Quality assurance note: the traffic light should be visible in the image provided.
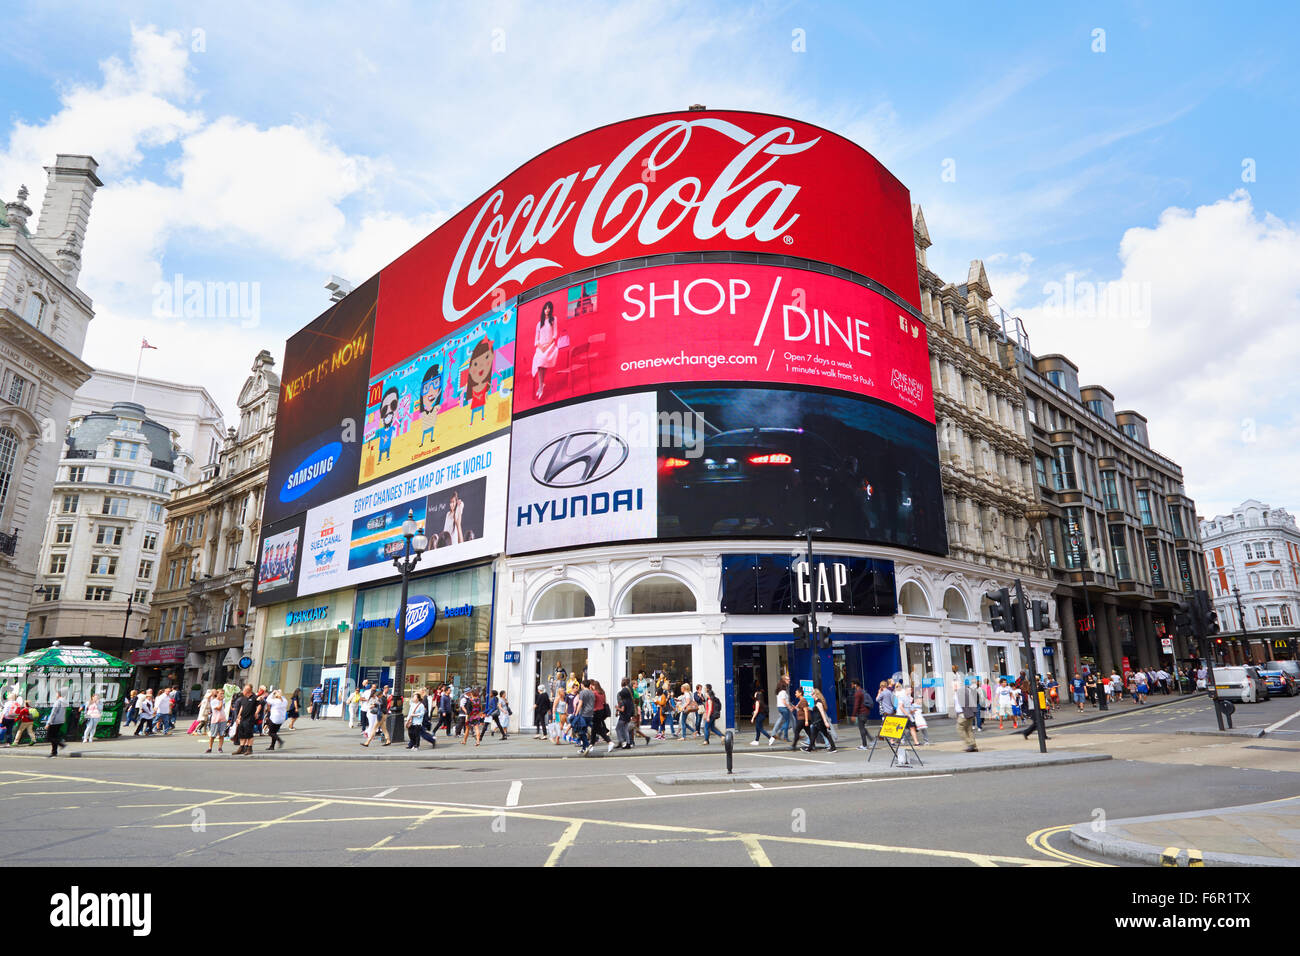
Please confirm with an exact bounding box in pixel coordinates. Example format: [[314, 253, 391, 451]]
[[1193, 589, 1220, 637], [1031, 599, 1051, 631], [817, 625, 833, 649], [986, 589, 1012, 632], [792, 614, 810, 649], [1173, 601, 1194, 640]]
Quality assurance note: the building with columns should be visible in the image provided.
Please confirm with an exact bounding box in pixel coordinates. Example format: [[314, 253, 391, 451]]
[[906, 206, 1061, 710], [1009, 346, 1208, 680], [1200, 500, 1300, 663], [0, 155, 101, 656], [140, 350, 277, 693]]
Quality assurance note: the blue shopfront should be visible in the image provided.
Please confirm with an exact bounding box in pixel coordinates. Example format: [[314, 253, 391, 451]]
[[720, 553, 901, 727]]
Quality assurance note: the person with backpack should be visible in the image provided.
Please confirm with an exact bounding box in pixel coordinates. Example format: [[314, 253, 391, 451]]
[[701, 684, 724, 744]]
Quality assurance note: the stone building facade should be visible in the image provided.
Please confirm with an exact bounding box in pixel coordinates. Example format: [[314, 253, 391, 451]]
[[141, 351, 278, 693], [0, 155, 101, 656]]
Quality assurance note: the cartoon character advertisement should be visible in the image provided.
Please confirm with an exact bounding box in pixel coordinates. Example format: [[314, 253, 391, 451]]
[[359, 303, 516, 486]]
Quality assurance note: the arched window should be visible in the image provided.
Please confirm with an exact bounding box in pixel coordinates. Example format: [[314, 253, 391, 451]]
[[0, 427, 18, 516], [618, 576, 696, 615], [1249, 572, 1260, 590], [899, 581, 930, 616], [1273, 571, 1283, 589], [530, 582, 594, 622], [943, 587, 969, 621]]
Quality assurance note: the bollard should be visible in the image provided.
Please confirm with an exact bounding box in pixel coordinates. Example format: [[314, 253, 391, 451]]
[[724, 729, 734, 774]]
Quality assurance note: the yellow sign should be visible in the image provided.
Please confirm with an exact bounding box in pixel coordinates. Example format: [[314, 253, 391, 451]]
[[879, 715, 909, 740]]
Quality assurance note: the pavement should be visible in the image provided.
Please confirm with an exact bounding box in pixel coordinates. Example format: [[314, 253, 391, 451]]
[[1069, 795, 1300, 867], [0, 689, 1204, 762]]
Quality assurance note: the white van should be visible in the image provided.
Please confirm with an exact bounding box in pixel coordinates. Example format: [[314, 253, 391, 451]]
[[1210, 665, 1269, 703]]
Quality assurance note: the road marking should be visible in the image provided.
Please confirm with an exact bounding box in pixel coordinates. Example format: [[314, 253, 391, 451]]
[[1025, 825, 1111, 867], [544, 821, 583, 867], [1263, 706, 1300, 735], [735, 834, 772, 866], [626, 774, 656, 797], [373, 787, 397, 799], [745, 753, 829, 764], [750, 783, 764, 789], [506, 780, 522, 807]]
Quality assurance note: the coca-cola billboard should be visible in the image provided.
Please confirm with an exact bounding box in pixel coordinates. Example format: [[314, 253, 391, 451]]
[[371, 110, 920, 373]]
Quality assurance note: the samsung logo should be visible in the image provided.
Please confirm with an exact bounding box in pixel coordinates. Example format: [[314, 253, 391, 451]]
[[516, 488, 644, 526], [531, 431, 628, 488], [280, 442, 343, 503], [285, 606, 329, 626]]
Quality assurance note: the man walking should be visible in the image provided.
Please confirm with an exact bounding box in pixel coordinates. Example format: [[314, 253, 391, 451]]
[[613, 678, 634, 751], [44, 690, 69, 757], [849, 679, 873, 750], [155, 686, 174, 735], [956, 679, 979, 752], [572, 679, 596, 755], [310, 683, 324, 720]]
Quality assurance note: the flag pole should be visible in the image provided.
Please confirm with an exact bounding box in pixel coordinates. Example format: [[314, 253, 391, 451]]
[[130, 342, 144, 401]]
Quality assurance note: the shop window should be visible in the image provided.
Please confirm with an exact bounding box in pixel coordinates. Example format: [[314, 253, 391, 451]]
[[618, 575, 696, 615], [531, 582, 596, 621], [898, 581, 930, 616], [942, 587, 969, 621]]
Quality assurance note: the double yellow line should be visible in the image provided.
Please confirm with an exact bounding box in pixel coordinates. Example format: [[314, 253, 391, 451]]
[[1026, 824, 1113, 867]]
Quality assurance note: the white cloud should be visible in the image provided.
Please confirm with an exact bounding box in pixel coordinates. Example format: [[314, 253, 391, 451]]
[[1013, 191, 1300, 517]]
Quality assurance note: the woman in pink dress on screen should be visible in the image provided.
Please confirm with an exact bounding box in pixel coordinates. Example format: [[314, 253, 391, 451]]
[[532, 301, 559, 399]]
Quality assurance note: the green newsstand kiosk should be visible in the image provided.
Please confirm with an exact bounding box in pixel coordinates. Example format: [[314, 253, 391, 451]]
[[0, 642, 134, 742]]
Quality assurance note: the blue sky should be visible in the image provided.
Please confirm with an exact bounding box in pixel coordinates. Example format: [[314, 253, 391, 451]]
[[2, 0, 1297, 518]]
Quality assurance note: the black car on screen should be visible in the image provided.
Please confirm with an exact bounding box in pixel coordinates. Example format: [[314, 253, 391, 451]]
[[658, 426, 874, 537]]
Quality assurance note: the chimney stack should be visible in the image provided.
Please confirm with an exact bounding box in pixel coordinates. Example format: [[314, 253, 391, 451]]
[[31, 154, 102, 283]]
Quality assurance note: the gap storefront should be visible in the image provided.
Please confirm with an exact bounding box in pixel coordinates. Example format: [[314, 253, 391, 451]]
[[349, 563, 494, 697], [721, 552, 901, 724], [259, 589, 355, 696]]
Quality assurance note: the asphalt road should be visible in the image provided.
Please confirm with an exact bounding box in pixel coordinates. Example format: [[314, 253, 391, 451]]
[[4, 701, 1298, 867]]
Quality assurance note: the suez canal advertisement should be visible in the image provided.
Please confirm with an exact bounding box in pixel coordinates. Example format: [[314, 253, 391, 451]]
[[294, 434, 508, 598]]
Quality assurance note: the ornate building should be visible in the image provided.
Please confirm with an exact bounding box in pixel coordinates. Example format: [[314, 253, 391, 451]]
[[27, 401, 186, 656], [1200, 500, 1300, 663], [899, 206, 1060, 712], [141, 350, 278, 692], [0, 155, 101, 656], [1012, 348, 1208, 678]]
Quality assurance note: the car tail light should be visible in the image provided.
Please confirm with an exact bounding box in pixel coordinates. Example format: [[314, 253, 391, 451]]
[[748, 453, 792, 465], [662, 458, 689, 469]]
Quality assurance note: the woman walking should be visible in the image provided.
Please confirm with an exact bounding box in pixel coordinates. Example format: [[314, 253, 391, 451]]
[[496, 690, 512, 740], [189, 690, 212, 736], [462, 688, 486, 746], [347, 686, 361, 728], [551, 685, 568, 744], [750, 687, 772, 745], [81, 693, 102, 743], [405, 692, 428, 750], [771, 679, 793, 743], [907, 686, 930, 745], [229, 685, 258, 756], [994, 678, 1016, 730], [807, 688, 838, 752], [361, 691, 390, 746], [265, 689, 288, 751], [206, 690, 227, 754], [589, 681, 610, 746], [701, 684, 724, 744], [286, 689, 301, 730]]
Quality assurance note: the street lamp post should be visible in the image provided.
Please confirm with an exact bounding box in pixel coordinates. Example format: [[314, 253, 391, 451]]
[[391, 509, 428, 741]]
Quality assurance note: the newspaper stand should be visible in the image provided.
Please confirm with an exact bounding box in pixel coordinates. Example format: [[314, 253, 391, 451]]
[[867, 715, 923, 768]]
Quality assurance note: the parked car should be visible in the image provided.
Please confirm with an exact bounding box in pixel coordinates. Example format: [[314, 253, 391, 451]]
[[1258, 664, 1298, 697], [1209, 665, 1270, 703]]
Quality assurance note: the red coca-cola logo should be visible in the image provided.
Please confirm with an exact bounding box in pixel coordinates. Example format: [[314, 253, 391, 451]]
[[443, 119, 817, 324], [372, 110, 919, 374]]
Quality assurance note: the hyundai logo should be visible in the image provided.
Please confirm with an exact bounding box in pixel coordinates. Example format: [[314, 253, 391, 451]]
[[530, 430, 628, 488]]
